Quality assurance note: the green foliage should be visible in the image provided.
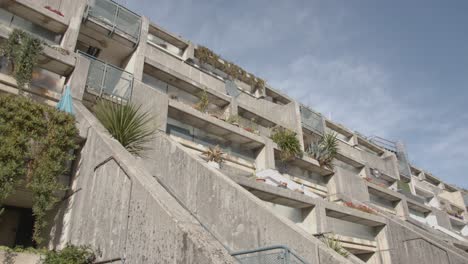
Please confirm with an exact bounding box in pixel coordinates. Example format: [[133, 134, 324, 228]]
[[1, 29, 43, 89], [0, 245, 47, 255], [226, 114, 240, 124], [271, 127, 302, 161], [42, 244, 95, 264], [194, 90, 209, 112], [94, 100, 156, 156], [307, 133, 338, 169], [321, 235, 349, 258], [0, 94, 78, 244], [194, 46, 265, 93]]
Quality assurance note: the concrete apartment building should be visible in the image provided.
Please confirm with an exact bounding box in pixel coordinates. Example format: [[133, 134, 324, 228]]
[[0, 0, 467, 263]]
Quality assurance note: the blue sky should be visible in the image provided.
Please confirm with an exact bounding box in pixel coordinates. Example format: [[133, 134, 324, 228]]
[[119, 0, 468, 188]]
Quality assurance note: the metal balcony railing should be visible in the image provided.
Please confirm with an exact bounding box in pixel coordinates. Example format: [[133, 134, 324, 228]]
[[86, 0, 141, 42], [81, 52, 133, 102], [300, 105, 324, 135], [231, 245, 309, 264]]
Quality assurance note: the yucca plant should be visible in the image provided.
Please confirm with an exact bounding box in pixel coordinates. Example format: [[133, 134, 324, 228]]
[[202, 145, 224, 163], [321, 235, 349, 258], [271, 127, 302, 161], [94, 100, 156, 156], [307, 133, 338, 169]]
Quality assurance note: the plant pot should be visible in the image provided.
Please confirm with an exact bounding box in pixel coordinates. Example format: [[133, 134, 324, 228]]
[[207, 161, 220, 169], [278, 182, 288, 189]]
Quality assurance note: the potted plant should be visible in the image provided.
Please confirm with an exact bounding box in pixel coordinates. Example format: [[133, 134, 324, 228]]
[[202, 145, 224, 169], [278, 181, 288, 189], [271, 127, 302, 161], [244, 127, 254, 133]]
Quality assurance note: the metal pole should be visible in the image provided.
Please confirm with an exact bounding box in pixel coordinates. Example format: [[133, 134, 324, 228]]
[[100, 63, 108, 97]]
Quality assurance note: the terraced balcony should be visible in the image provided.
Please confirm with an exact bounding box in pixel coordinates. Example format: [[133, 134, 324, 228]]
[[81, 52, 133, 103]]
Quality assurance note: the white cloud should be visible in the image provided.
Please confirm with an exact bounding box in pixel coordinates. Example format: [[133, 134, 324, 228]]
[[268, 55, 415, 137]]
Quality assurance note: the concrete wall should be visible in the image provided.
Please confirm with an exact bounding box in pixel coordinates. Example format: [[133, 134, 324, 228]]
[[140, 132, 362, 264], [53, 102, 236, 264], [145, 46, 226, 94]]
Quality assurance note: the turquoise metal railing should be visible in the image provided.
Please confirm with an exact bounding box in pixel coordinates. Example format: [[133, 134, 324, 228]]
[[86, 0, 141, 42], [80, 52, 133, 102]]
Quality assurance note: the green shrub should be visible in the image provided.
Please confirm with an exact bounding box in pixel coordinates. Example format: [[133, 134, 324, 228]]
[[321, 235, 349, 258], [0, 94, 78, 244], [1, 29, 43, 89], [271, 127, 302, 161], [194, 46, 265, 93], [194, 90, 209, 112], [42, 244, 95, 264], [94, 100, 156, 156]]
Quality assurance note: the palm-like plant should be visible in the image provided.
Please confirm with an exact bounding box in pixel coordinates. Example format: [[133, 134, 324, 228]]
[[202, 145, 225, 163], [94, 100, 155, 156], [321, 235, 349, 257], [307, 133, 338, 169]]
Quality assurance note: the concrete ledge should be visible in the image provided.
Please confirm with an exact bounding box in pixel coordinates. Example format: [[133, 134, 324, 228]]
[[273, 147, 334, 176], [0, 250, 41, 264], [366, 182, 402, 202], [229, 173, 386, 227], [169, 99, 265, 149], [2, 0, 69, 32]]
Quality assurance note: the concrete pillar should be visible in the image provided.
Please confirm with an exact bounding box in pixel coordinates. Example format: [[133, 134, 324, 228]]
[[60, 0, 87, 51], [131, 82, 168, 132], [255, 138, 276, 171], [183, 42, 195, 61], [66, 54, 90, 100], [396, 199, 410, 220], [293, 101, 305, 151], [349, 134, 359, 146], [306, 204, 328, 235], [128, 16, 150, 82]]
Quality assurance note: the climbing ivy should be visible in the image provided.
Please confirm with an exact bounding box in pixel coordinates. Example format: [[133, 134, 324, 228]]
[[1, 29, 43, 90], [0, 94, 78, 244]]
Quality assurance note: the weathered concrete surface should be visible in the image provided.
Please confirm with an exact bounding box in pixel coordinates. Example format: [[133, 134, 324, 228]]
[[0, 250, 41, 264], [55, 102, 237, 264], [365, 202, 468, 264], [141, 133, 362, 264]]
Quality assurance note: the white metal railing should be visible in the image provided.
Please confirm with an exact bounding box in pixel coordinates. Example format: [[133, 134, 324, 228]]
[[86, 0, 141, 42], [80, 52, 133, 102]]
